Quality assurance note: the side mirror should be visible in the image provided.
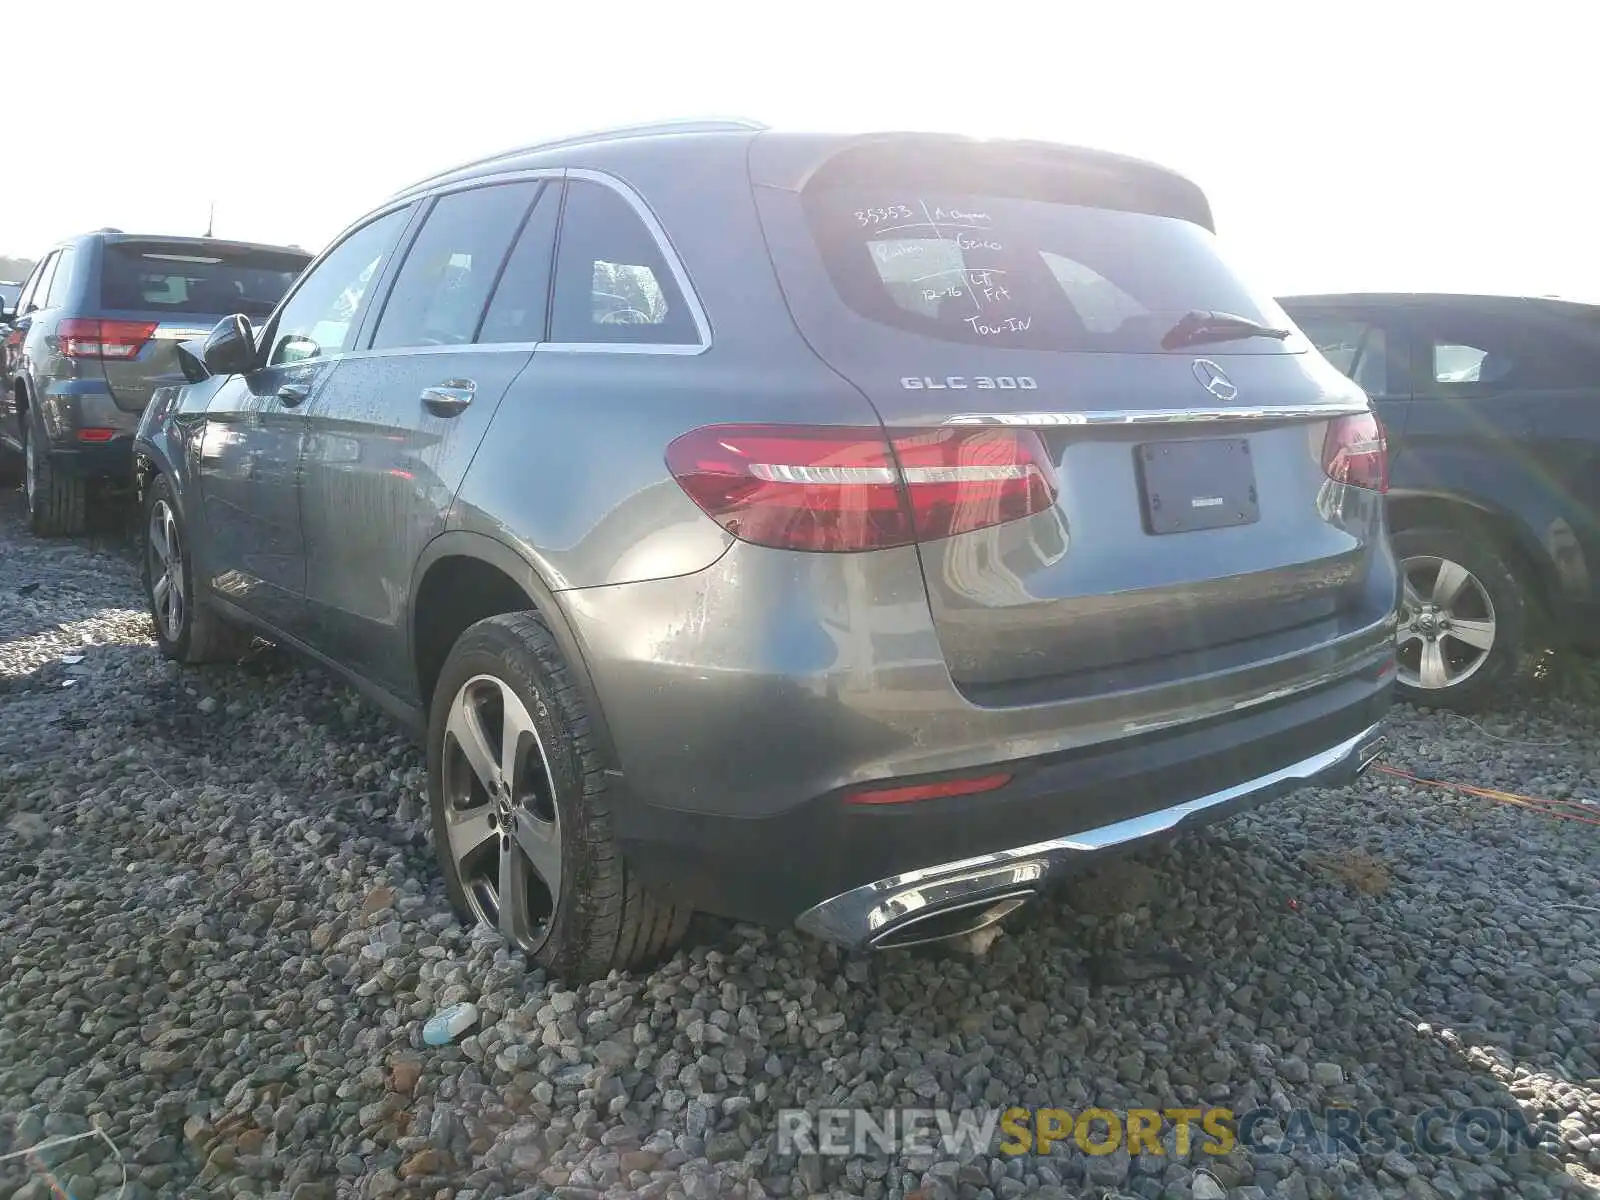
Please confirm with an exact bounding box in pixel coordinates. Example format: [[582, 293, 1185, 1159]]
[[175, 339, 211, 383], [201, 315, 256, 377], [0, 305, 16, 324]]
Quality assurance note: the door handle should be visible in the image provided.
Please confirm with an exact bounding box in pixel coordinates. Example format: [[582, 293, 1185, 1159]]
[[277, 383, 310, 407], [421, 379, 475, 417]]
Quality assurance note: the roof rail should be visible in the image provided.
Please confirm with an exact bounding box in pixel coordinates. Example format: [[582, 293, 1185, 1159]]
[[392, 117, 768, 197]]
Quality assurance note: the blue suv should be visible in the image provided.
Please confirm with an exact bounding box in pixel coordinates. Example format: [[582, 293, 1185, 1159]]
[[1282, 292, 1600, 711]]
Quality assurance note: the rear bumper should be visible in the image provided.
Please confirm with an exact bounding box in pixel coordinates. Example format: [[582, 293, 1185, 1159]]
[[41, 436, 135, 481], [557, 539, 1397, 933], [35, 378, 139, 482], [607, 669, 1392, 931], [41, 378, 137, 426], [798, 720, 1387, 949]]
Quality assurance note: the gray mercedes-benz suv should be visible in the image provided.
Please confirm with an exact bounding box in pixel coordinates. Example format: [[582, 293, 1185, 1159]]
[[135, 119, 1396, 979], [1, 230, 309, 533]]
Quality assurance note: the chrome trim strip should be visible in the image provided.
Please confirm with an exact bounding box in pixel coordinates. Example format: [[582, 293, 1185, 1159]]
[[250, 167, 710, 367], [539, 341, 708, 356], [795, 721, 1384, 949], [943, 402, 1371, 427]]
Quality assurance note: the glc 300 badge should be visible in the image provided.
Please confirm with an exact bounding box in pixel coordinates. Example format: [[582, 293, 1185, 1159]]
[[900, 376, 1038, 390]]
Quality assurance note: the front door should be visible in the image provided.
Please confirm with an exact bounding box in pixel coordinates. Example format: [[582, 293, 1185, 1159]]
[[194, 205, 414, 632], [194, 360, 333, 628], [297, 179, 558, 699]]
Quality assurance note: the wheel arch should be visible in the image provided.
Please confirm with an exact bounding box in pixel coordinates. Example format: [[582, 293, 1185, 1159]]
[[133, 443, 173, 503], [408, 531, 618, 764], [1386, 489, 1557, 623]]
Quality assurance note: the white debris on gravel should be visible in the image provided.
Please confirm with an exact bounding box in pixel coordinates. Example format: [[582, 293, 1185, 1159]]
[[0, 491, 1596, 1200]]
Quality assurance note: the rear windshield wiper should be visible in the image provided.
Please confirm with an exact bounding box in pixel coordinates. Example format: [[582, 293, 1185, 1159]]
[[1161, 310, 1293, 350]]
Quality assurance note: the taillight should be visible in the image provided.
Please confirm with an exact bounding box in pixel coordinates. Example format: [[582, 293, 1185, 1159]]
[[665, 424, 1058, 552], [57, 318, 156, 360], [1321, 412, 1388, 493]]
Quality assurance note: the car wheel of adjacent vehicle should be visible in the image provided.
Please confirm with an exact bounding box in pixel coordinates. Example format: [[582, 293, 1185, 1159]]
[[0, 435, 22, 487], [23, 407, 87, 537], [1392, 526, 1525, 713], [427, 612, 691, 979], [141, 473, 250, 664]]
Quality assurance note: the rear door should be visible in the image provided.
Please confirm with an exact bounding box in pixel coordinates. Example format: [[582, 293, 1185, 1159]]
[[296, 178, 555, 698], [752, 141, 1382, 693], [94, 238, 310, 414], [1398, 303, 1544, 506], [1411, 302, 1600, 617]]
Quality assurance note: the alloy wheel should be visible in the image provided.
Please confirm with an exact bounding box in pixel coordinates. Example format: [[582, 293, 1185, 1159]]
[[147, 500, 187, 643], [439, 674, 562, 952], [1396, 554, 1497, 691]]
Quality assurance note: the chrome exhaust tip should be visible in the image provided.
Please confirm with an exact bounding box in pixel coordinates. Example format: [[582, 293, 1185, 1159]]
[[1356, 733, 1388, 774], [868, 890, 1033, 951]]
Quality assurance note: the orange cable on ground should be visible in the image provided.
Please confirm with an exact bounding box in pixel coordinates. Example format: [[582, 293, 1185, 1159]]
[[1375, 764, 1600, 826]]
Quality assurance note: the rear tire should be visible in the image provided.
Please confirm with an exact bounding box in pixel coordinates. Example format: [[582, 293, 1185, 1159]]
[[427, 611, 691, 980], [1392, 525, 1525, 713], [141, 472, 251, 664], [23, 406, 87, 537]]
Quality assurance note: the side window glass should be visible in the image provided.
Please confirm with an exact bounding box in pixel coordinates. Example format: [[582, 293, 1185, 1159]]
[[268, 208, 410, 366], [14, 258, 46, 315], [44, 249, 75, 308], [1298, 313, 1389, 396], [370, 182, 540, 351], [1433, 341, 1492, 385], [478, 186, 561, 344], [1420, 319, 1535, 394], [549, 181, 697, 346], [1434, 324, 1600, 391], [26, 253, 59, 314]]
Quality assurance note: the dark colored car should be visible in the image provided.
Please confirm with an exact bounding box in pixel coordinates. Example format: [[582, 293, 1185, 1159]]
[[0, 281, 21, 325], [136, 119, 1394, 979], [1280, 292, 1600, 711], [1, 231, 310, 534]]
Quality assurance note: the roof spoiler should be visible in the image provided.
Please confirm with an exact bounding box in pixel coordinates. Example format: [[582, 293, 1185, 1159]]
[[747, 131, 1215, 232]]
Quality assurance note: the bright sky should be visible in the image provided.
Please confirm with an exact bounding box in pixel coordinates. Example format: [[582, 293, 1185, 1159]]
[[5, 1, 1594, 301]]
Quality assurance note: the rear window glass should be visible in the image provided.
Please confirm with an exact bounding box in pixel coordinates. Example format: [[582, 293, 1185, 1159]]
[[100, 245, 308, 318], [805, 191, 1293, 353], [0, 283, 21, 308]]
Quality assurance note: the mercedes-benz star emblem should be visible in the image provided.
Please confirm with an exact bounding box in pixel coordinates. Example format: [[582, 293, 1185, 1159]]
[[1192, 359, 1238, 402]]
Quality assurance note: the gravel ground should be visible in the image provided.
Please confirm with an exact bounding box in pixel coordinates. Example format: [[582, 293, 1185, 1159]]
[[0, 490, 1596, 1200]]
